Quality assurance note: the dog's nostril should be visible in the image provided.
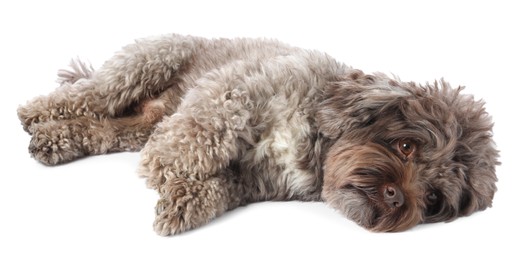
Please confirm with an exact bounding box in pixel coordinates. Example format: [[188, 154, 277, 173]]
[[383, 184, 404, 208], [385, 186, 396, 197]]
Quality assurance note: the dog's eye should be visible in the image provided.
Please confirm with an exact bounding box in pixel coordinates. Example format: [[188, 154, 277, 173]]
[[397, 139, 416, 157]]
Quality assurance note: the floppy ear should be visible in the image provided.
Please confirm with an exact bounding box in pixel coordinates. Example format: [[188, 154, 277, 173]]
[[463, 159, 498, 214], [316, 70, 410, 139], [453, 96, 499, 215]]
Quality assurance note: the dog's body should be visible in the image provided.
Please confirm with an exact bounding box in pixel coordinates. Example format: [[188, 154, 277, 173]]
[[18, 34, 499, 235]]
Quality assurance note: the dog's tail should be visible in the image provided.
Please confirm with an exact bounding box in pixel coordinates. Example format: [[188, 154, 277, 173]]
[[56, 58, 94, 86]]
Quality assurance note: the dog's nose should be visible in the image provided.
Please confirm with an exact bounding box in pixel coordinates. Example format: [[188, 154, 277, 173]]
[[383, 184, 404, 208]]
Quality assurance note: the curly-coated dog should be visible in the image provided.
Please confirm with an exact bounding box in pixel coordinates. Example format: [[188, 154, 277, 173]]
[[18, 34, 499, 235]]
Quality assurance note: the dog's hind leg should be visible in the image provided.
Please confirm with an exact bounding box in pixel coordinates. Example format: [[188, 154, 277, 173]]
[[17, 34, 198, 133], [28, 99, 165, 165], [17, 59, 99, 133], [93, 34, 198, 116]]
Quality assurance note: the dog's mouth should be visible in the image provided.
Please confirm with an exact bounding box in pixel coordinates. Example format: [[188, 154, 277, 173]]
[[342, 184, 382, 227], [343, 183, 404, 229], [324, 183, 382, 229], [337, 183, 421, 232]]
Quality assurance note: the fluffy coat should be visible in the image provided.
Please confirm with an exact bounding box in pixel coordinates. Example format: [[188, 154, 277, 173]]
[[18, 34, 499, 235]]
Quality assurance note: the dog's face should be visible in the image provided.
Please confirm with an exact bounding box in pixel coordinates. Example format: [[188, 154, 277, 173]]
[[318, 70, 499, 231]]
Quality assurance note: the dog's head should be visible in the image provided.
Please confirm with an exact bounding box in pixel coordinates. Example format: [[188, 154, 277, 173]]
[[318, 70, 499, 231]]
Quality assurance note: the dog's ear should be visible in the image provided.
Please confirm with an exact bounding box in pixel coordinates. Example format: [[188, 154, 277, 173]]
[[317, 70, 410, 139], [453, 97, 499, 215], [462, 159, 498, 214]]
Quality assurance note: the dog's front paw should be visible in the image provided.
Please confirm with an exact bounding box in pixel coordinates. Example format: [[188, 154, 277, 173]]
[[28, 122, 84, 165], [154, 198, 184, 236], [152, 178, 231, 236], [153, 181, 193, 236]]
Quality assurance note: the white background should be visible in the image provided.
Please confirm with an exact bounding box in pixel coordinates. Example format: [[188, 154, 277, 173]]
[[1, 0, 521, 259]]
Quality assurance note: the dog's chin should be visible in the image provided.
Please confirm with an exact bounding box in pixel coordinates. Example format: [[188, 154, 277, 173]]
[[322, 186, 379, 229]]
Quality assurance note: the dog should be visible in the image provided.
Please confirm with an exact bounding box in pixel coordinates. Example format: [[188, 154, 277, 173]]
[[17, 34, 499, 235]]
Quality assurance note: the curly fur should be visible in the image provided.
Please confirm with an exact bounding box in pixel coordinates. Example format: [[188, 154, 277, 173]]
[[17, 34, 499, 235]]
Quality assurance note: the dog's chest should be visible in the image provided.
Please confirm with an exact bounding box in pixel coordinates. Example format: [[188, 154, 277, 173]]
[[241, 113, 320, 200]]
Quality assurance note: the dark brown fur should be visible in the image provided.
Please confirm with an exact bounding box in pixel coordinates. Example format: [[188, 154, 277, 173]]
[[319, 72, 498, 231]]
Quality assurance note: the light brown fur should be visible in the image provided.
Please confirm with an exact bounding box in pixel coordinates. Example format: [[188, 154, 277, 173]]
[[17, 34, 499, 235]]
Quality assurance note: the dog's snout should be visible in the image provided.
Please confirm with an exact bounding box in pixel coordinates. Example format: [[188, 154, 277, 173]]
[[383, 184, 404, 208]]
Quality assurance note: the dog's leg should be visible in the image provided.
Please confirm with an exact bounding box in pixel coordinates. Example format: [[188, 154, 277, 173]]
[[18, 34, 198, 133], [138, 81, 253, 235], [138, 85, 253, 188], [93, 34, 197, 116], [154, 169, 245, 235], [28, 99, 165, 165], [17, 59, 99, 133]]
